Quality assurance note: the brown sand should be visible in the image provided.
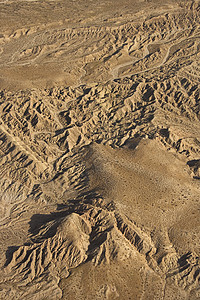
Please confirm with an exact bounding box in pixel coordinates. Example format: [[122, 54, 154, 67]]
[[0, 0, 200, 299]]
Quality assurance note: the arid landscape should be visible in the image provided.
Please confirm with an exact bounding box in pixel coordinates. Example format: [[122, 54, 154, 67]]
[[0, 0, 200, 299]]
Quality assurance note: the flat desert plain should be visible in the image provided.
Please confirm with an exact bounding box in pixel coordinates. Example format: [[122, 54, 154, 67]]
[[0, 0, 200, 299]]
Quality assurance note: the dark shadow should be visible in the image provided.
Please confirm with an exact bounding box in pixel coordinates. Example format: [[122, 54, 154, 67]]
[[28, 209, 75, 238], [187, 159, 200, 179], [194, 269, 200, 280], [4, 246, 19, 267], [159, 128, 169, 139], [193, 176, 200, 180], [123, 135, 142, 150], [187, 159, 200, 168], [4, 184, 104, 268], [28, 190, 98, 238], [178, 252, 192, 268], [57, 203, 69, 210], [142, 85, 155, 102], [58, 111, 71, 126]]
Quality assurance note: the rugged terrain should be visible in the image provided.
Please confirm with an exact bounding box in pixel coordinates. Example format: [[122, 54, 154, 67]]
[[0, 0, 200, 299]]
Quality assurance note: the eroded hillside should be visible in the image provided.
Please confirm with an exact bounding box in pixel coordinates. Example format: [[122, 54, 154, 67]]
[[0, 1, 200, 299]]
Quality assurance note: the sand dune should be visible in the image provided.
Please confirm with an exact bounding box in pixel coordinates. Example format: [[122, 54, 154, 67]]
[[0, 0, 199, 299]]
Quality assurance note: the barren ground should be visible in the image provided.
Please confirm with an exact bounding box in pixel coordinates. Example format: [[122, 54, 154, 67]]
[[0, 0, 200, 299]]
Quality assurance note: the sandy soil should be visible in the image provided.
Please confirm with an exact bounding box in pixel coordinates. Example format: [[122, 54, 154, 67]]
[[0, 0, 200, 299]]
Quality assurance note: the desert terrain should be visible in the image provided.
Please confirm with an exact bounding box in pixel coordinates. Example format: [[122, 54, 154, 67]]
[[0, 0, 200, 299]]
